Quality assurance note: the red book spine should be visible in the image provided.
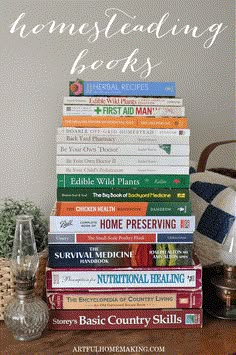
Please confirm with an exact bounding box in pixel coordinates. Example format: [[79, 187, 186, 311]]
[[48, 309, 203, 330]]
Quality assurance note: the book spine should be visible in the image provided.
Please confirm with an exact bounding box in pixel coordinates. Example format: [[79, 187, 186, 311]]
[[69, 80, 176, 97], [57, 156, 189, 167], [56, 134, 190, 145], [47, 290, 202, 310], [56, 187, 190, 202], [57, 127, 190, 136], [46, 266, 202, 291], [48, 232, 194, 244], [63, 96, 183, 106], [48, 308, 203, 330], [57, 174, 190, 189], [63, 105, 185, 117], [48, 243, 193, 268], [56, 165, 190, 175], [55, 201, 192, 216], [62, 116, 188, 129], [57, 143, 189, 156], [49, 216, 195, 234]]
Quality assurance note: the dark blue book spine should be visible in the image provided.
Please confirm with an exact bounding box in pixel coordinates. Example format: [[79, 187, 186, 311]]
[[157, 233, 193, 243], [48, 243, 193, 268], [69, 80, 176, 97]]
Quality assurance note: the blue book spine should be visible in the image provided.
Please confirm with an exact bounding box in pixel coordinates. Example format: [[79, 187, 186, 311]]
[[69, 80, 176, 97]]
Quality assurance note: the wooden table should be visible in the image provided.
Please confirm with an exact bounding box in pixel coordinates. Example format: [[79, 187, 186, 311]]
[[0, 313, 235, 355]]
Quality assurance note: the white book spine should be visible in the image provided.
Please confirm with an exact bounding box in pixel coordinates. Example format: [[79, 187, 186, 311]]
[[49, 216, 195, 233], [57, 127, 190, 136], [63, 96, 183, 106], [56, 155, 189, 166], [56, 164, 190, 175], [56, 134, 189, 145], [56, 155, 190, 167], [63, 105, 185, 117], [57, 144, 189, 156], [49, 269, 197, 289]]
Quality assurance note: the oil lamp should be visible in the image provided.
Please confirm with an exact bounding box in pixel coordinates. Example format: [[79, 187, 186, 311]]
[[4, 215, 49, 341]]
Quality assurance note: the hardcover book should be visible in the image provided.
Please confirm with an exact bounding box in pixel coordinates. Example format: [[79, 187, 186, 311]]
[[49, 215, 195, 233], [46, 259, 202, 291], [48, 308, 203, 330], [47, 289, 202, 310], [48, 243, 193, 268]]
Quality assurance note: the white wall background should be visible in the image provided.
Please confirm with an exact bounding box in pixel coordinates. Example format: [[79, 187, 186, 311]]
[[0, 0, 235, 217]]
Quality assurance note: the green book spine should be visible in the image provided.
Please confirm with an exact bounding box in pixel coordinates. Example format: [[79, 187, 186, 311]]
[[146, 201, 191, 215], [57, 188, 190, 202], [57, 174, 190, 189]]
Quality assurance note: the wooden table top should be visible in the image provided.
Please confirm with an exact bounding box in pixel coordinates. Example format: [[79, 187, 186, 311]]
[[0, 313, 235, 355]]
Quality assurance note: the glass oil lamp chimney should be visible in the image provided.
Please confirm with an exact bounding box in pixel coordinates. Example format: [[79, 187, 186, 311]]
[[4, 215, 49, 341], [210, 232, 236, 320]]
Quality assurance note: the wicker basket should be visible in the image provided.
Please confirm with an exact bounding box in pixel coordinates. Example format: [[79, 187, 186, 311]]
[[0, 248, 48, 320], [196, 140, 236, 176]]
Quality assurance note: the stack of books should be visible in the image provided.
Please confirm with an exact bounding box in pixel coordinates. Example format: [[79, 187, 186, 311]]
[[46, 79, 203, 330]]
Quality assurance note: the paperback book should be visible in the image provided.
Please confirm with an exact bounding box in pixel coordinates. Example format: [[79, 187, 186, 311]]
[[69, 80, 176, 97], [56, 165, 190, 175], [56, 187, 190, 202], [56, 143, 189, 156], [62, 116, 188, 129], [48, 232, 194, 245], [57, 127, 190, 136], [56, 155, 189, 166], [55, 201, 192, 216], [63, 105, 185, 117], [63, 96, 183, 106], [56, 133, 190, 145], [57, 174, 190, 189]]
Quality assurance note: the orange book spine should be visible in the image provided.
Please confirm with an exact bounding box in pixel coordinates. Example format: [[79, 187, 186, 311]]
[[56, 201, 150, 216], [62, 116, 188, 129]]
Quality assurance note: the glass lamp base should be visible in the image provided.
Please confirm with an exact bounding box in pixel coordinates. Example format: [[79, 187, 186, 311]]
[[4, 292, 49, 341], [14, 333, 43, 342]]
